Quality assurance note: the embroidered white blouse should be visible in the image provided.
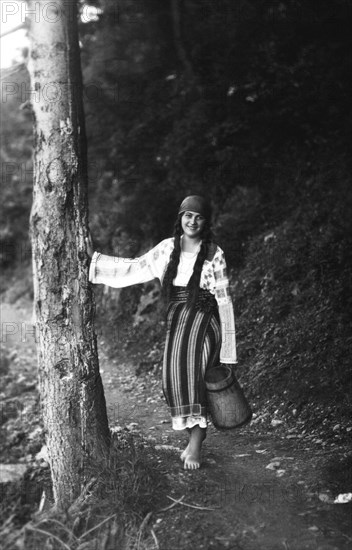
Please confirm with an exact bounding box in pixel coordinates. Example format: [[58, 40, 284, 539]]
[[89, 237, 237, 364]]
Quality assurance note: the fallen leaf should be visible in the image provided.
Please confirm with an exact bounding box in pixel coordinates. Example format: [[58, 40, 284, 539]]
[[266, 461, 281, 470], [233, 453, 251, 458]]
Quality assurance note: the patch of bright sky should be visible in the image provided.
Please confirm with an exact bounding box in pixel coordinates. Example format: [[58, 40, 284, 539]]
[[0, 1, 28, 69], [0, 1, 101, 69]]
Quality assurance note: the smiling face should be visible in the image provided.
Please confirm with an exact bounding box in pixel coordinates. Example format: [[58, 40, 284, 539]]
[[181, 210, 206, 239]]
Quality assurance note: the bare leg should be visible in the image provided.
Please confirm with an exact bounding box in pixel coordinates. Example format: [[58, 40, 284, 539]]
[[180, 427, 191, 461], [180, 426, 206, 469]]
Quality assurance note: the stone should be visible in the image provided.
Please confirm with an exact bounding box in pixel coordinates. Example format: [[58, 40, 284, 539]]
[[0, 463, 27, 483]]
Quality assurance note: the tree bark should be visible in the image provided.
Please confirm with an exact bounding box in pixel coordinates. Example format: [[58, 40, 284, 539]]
[[27, 0, 110, 509]]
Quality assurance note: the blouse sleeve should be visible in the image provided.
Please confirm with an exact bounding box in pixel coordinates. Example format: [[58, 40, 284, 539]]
[[89, 239, 171, 288], [212, 247, 237, 364]]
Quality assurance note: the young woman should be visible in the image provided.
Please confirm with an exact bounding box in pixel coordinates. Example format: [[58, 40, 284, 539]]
[[88, 195, 237, 469]]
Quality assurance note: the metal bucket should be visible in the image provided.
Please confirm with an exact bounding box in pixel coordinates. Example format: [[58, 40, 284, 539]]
[[205, 364, 252, 429]]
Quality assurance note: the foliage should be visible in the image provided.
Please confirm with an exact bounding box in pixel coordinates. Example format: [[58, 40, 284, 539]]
[[0, 65, 32, 267], [233, 163, 352, 424], [80, 0, 351, 248], [1, 0, 350, 257], [0, 432, 168, 550]]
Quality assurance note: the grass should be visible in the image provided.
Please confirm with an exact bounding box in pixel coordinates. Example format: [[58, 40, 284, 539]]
[[0, 431, 169, 550]]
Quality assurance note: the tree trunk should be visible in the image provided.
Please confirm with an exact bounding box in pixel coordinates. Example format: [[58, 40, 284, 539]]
[[27, 0, 110, 509]]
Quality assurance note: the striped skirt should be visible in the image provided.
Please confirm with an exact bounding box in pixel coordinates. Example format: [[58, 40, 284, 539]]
[[162, 286, 221, 430]]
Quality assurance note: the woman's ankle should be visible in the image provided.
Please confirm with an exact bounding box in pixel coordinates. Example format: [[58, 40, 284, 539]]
[[189, 425, 206, 445]]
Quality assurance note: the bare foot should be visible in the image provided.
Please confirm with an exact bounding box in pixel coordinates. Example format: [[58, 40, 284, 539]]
[[183, 452, 201, 470], [182, 426, 206, 470], [180, 444, 190, 462]]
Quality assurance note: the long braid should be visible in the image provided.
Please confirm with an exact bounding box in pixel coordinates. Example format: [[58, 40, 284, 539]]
[[162, 215, 213, 306], [161, 217, 183, 304]]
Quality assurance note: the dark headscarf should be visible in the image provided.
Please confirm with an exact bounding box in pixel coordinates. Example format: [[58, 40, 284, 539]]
[[178, 195, 212, 220]]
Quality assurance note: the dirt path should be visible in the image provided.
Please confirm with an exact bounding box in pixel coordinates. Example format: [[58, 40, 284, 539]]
[[98, 324, 352, 549], [100, 358, 352, 550], [1, 298, 351, 549]]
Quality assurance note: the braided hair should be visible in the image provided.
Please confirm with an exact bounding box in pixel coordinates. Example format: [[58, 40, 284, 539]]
[[162, 213, 213, 307]]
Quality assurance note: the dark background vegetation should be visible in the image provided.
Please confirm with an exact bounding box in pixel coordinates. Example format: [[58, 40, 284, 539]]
[[1, 0, 351, 431]]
